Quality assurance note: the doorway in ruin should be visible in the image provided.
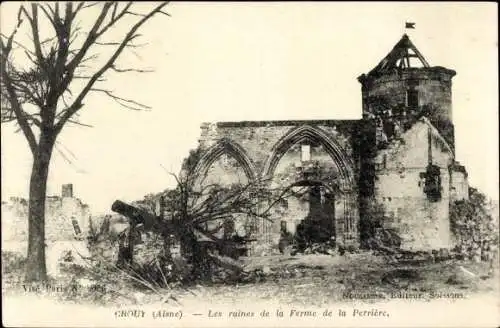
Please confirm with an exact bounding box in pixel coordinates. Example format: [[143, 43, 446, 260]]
[[257, 125, 357, 254], [261, 146, 343, 252], [283, 180, 336, 249], [266, 178, 340, 253], [298, 181, 336, 245]]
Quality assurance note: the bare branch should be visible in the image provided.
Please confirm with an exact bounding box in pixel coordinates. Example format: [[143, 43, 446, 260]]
[[60, 92, 70, 109], [10, 79, 45, 108], [64, 2, 114, 74], [55, 140, 78, 161], [53, 2, 61, 22], [111, 3, 118, 20], [40, 36, 57, 45], [110, 65, 154, 73], [68, 26, 82, 45], [67, 119, 94, 128], [1, 7, 24, 54], [124, 11, 148, 18], [54, 2, 169, 135], [80, 53, 99, 64], [71, 2, 86, 20], [1, 109, 17, 123], [38, 4, 57, 30], [130, 49, 143, 61], [0, 13, 38, 154], [54, 143, 75, 166], [94, 41, 121, 46], [23, 4, 46, 69], [95, 3, 133, 37], [82, 2, 102, 10], [73, 75, 106, 82], [1, 33, 36, 56], [95, 41, 148, 48], [90, 88, 151, 111]]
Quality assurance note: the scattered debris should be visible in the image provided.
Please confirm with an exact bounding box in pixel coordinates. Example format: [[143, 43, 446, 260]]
[[291, 239, 339, 256]]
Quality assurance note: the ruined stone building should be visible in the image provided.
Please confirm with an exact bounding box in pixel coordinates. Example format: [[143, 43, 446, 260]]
[[1, 184, 91, 243], [189, 34, 469, 254]]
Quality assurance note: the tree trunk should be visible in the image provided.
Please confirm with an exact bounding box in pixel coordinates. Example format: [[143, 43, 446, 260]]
[[25, 134, 54, 282]]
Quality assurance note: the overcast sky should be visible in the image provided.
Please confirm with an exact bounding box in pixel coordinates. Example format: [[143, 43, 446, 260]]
[[1, 2, 498, 214]]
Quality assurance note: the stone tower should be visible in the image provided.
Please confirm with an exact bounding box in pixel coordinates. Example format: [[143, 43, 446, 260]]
[[355, 34, 467, 250], [357, 34, 456, 148]]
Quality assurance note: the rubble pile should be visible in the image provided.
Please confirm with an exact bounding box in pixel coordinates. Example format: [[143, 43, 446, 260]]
[[293, 241, 338, 256], [239, 263, 326, 283], [451, 240, 497, 263]]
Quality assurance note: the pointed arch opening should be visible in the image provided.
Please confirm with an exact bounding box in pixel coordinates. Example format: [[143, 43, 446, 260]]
[[192, 138, 258, 186], [257, 125, 358, 248], [262, 125, 355, 190]]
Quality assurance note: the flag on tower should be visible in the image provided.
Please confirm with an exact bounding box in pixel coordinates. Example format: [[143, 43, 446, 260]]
[[405, 22, 416, 29]]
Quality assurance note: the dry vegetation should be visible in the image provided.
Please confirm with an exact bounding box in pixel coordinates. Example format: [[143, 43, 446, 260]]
[[3, 247, 498, 307]]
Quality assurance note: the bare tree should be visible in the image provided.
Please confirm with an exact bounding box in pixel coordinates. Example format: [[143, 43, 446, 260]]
[[0, 2, 169, 281]]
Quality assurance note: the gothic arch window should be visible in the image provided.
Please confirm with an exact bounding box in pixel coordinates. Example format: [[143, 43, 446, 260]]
[[262, 125, 354, 190], [193, 138, 257, 185]]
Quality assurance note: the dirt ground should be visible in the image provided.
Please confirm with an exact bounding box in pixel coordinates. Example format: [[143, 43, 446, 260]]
[[175, 252, 499, 306], [2, 250, 498, 308], [3, 251, 499, 328]]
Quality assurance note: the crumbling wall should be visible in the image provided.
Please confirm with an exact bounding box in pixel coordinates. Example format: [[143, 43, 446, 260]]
[[1, 197, 29, 242], [201, 153, 250, 186], [198, 121, 355, 175], [360, 68, 455, 124], [195, 120, 360, 252], [450, 166, 469, 201], [1, 189, 91, 244], [373, 120, 454, 250], [202, 154, 252, 236]]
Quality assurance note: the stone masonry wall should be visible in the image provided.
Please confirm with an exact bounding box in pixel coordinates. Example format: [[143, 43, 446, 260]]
[[198, 120, 356, 177], [450, 169, 469, 201], [195, 120, 360, 252], [373, 119, 455, 250], [200, 154, 252, 239], [361, 68, 455, 124], [1, 189, 91, 243], [1, 197, 29, 242]]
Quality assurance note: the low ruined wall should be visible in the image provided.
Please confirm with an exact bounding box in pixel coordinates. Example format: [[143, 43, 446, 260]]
[[1, 196, 91, 243]]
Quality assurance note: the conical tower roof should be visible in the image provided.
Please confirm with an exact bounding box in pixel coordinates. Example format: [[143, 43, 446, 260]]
[[367, 34, 430, 76]]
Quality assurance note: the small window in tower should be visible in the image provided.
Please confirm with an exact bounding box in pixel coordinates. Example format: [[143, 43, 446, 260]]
[[71, 218, 81, 235], [406, 89, 419, 108], [301, 144, 311, 162]]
